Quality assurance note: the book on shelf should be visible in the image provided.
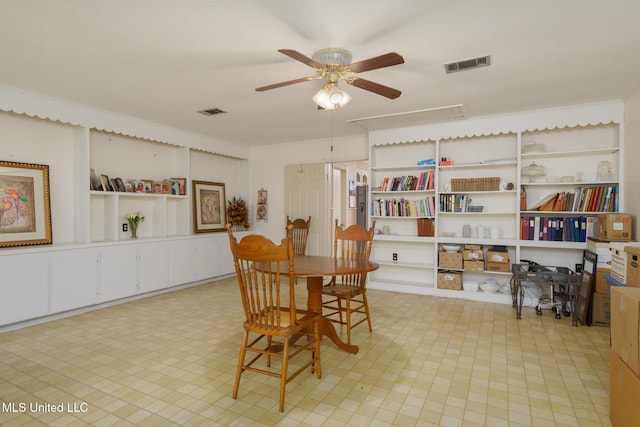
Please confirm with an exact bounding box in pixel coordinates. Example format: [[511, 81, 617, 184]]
[[372, 197, 435, 217], [379, 171, 434, 192], [520, 215, 594, 242], [531, 185, 618, 213]]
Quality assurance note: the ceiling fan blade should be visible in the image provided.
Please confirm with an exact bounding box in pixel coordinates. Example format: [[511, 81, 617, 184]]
[[255, 76, 318, 92], [278, 49, 322, 69], [348, 52, 404, 73], [347, 77, 402, 99]]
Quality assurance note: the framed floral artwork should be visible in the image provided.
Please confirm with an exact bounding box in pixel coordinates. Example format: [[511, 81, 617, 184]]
[[192, 180, 226, 233], [0, 160, 52, 247]]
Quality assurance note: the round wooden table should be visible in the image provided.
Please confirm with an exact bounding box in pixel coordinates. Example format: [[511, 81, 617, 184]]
[[292, 255, 379, 354]]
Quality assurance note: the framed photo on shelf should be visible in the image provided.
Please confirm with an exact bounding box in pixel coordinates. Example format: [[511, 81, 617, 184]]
[[115, 178, 126, 192], [162, 180, 172, 194], [192, 180, 226, 233], [0, 160, 52, 248], [100, 174, 113, 191], [90, 168, 101, 190], [172, 177, 187, 195], [142, 179, 153, 193], [125, 179, 137, 192], [152, 181, 163, 194]]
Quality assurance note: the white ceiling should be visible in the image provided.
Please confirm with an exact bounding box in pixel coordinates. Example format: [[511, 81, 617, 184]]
[[1, 0, 639, 147]]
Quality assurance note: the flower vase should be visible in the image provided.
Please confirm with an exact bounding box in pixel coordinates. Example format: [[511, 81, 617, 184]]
[[130, 222, 138, 239]]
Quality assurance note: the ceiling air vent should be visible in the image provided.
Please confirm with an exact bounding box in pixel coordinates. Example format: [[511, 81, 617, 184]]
[[198, 108, 227, 116], [444, 55, 491, 74]]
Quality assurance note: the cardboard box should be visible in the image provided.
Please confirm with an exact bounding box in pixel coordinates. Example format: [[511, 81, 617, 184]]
[[610, 349, 640, 427], [596, 213, 632, 241], [486, 250, 509, 264], [438, 251, 462, 269], [628, 246, 640, 288], [463, 249, 484, 261], [417, 218, 434, 237], [437, 271, 462, 290], [587, 237, 612, 268], [464, 244, 482, 250], [486, 262, 510, 272], [611, 286, 640, 375], [612, 244, 628, 283], [464, 260, 484, 271], [591, 292, 610, 326], [595, 267, 611, 294]]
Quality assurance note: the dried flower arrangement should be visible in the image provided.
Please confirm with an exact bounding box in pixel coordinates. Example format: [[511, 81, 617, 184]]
[[227, 196, 250, 229]]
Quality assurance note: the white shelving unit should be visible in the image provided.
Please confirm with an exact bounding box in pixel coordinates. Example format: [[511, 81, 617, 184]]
[[367, 102, 624, 303]]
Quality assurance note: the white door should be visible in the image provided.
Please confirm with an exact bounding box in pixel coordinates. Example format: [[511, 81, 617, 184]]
[[285, 163, 330, 256]]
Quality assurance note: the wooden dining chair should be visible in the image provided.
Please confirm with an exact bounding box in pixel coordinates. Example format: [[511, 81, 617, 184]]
[[322, 218, 376, 345], [286, 215, 311, 255], [226, 224, 321, 412]]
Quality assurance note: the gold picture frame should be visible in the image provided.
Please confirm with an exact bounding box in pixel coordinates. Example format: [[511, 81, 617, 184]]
[[192, 180, 226, 233], [0, 160, 52, 247]]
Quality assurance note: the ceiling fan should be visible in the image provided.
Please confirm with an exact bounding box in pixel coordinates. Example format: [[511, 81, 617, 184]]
[[256, 48, 404, 109]]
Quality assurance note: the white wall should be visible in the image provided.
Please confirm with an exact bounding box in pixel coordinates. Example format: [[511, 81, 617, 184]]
[[625, 89, 640, 240], [248, 134, 368, 242], [190, 150, 249, 208]]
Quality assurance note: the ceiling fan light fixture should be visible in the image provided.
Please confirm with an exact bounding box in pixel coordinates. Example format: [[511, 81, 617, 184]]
[[312, 48, 352, 65], [313, 83, 352, 110]]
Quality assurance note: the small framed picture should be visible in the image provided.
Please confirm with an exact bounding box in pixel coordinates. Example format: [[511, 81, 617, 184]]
[[192, 180, 226, 233], [152, 181, 163, 194], [90, 168, 101, 190], [172, 177, 187, 195], [258, 188, 268, 204], [115, 177, 126, 192], [135, 181, 145, 193], [100, 174, 113, 191], [142, 179, 153, 193], [162, 180, 172, 194], [125, 180, 135, 192]]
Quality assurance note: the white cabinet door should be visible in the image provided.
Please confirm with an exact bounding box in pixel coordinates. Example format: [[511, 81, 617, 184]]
[[50, 249, 99, 313], [139, 243, 170, 292], [170, 239, 197, 285], [195, 237, 219, 280], [0, 253, 49, 326], [100, 245, 138, 302]]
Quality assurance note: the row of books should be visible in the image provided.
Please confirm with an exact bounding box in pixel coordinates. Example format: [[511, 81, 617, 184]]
[[439, 194, 475, 213], [372, 197, 436, 217], [520, 216, 594, 242], [536, 185, 618, 212], [378, 171, 434, 192]]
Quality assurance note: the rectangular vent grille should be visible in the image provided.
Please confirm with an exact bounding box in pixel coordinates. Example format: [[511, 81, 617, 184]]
[[198, 108, 227, 116], [444, 55, 491, 74]]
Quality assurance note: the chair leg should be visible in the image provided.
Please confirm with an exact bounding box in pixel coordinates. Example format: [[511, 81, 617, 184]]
[[279, 335, 290, 412], [363, 292, 373, 332], [337, 298, 343, 324], [233, 330, 249, 400], [346, 298, 352, 345], [267, 335, 272, 367]]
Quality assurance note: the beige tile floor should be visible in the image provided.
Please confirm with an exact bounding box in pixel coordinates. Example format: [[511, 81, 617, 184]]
[[0, 278, 611, 426]]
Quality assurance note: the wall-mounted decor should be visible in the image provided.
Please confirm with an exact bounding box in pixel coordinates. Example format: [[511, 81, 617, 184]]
[[192, 180, 226, 233], [256, 188, 268, 222], [0, 160, 52, 248]]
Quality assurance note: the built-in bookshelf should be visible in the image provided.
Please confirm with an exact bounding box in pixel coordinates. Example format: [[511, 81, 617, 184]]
[[367, 102, 624, 302]]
